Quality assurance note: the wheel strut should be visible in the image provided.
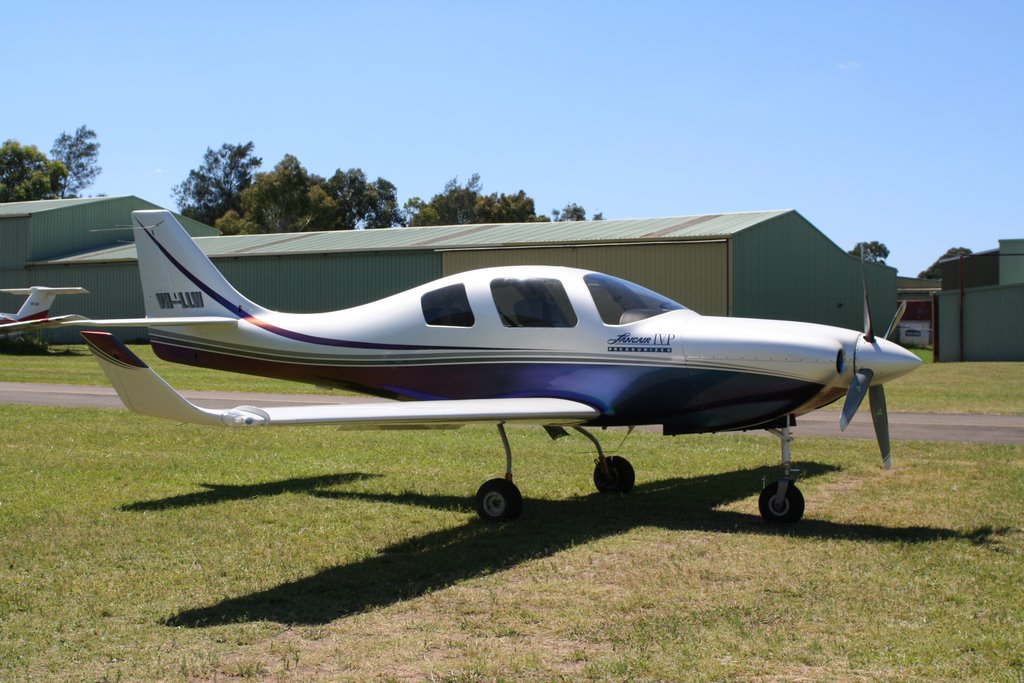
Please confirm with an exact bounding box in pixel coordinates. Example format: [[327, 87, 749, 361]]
[[761, 419, 805, 523], [497, 423, 513, 481], [572, 426, 609, 476], [476, 423, 523, 521]]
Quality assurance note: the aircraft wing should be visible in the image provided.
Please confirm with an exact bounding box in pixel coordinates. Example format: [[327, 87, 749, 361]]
[[80, 331, 600, 428]]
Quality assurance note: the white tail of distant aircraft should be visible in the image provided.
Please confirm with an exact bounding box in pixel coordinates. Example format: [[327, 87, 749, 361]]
[[0, 286, 90, 330]]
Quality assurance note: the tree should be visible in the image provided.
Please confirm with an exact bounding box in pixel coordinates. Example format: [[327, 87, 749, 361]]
[[474, 190, 541, 223], [173, 142, 262, 225], [50, 126, 101, 198], [848, 241, 890, 264], [239, 154, 315, 233], [552, 203, 587, 222], [0, 139, 67, 202], [918, 247, 972, 279], [406, 174, 549, 226], [320, 168, 404, 229], [411, 174, 484, 226]]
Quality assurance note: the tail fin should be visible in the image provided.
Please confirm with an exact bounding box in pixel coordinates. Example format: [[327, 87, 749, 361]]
[[131, 210, 265, 319], [1, 286, 89, 322]]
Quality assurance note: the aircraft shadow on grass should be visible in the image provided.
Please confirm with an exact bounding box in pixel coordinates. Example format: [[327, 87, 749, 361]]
[[143, 462, 1003, 628], [120, 473, 379, 511]]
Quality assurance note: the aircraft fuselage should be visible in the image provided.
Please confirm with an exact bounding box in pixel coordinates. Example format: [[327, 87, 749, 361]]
[[145, 265, 916, 433]]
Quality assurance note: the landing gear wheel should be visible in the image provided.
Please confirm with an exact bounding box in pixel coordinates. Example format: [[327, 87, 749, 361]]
[[476, 478, 523, 522], [758, 480, 805, 523], [593, 456, 635, 494]]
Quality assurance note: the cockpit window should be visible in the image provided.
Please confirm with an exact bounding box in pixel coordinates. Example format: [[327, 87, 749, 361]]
[[421, 283, 475, 327], [584, 273, 686, 325], [490, 278, 578, 328]]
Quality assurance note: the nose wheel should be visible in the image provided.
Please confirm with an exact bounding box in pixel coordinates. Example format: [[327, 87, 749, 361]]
[[761, 421, 805, 523], [758, 479, 804, 523]]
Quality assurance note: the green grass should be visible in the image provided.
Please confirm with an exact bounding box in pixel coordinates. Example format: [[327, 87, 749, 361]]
[[1, 406, 1022, 681], [2, 344, 1023, 679]]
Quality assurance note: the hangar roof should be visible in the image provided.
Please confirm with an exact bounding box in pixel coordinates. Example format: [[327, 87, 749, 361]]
[[38, 210, 792, 264], [0, 196, 113, 218]]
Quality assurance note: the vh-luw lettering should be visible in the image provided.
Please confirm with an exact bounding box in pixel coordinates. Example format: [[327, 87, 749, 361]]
[[156, 291, 204, 310]]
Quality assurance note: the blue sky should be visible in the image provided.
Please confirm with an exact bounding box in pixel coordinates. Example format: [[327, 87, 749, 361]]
[[4, 1, 1021, 277]]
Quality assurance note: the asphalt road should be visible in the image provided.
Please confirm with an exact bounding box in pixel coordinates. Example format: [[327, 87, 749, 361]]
[[3, 381, 1022, 444]]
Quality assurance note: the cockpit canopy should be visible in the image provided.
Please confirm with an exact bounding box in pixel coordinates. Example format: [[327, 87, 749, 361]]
[[420, 270, 687, 328], [583, 273, 687, 325]]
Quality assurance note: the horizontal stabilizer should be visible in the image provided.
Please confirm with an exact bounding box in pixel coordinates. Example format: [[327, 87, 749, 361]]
[[1, 316, 237, 334], [81, 332, 600, 429], [0, 287, 89, 296]]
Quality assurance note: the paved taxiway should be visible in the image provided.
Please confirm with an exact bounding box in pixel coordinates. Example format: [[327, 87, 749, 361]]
[[2, 381, 1022, 444]]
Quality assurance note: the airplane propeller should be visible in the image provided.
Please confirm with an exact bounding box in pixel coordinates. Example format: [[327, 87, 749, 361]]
[[838, 250, 909, 470]]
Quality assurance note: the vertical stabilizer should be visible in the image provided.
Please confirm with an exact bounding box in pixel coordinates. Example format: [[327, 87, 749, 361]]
[[132, 210, 265, 319]]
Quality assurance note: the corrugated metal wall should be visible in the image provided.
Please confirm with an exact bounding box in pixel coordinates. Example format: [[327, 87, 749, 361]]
[[27, 197, 218, 262], [0, 218, 31, 269], [730, 212, 896, 330], [19, 262, 150, 343], [935, 283, 1024, 361], [441, 241, 729, 315], [940, 251, 999, 290], [21, 250, 442, 343], [216, 251, 442, 312]]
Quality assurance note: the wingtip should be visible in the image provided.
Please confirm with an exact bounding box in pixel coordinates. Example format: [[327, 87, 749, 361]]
[[80, 331, 148, 369]]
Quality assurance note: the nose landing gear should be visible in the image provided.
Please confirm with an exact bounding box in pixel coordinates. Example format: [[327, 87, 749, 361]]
[[760, 422, 805, 523]]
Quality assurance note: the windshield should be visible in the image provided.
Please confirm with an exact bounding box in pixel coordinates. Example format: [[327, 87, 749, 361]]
[[584, 273, 686, 325]]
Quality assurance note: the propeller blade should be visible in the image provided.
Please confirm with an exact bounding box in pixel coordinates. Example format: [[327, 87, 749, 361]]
[[839, 369, 873, 431], [860, 246, 875, 343], [868, 384, 892, 470], [884, 300, 908, 341]]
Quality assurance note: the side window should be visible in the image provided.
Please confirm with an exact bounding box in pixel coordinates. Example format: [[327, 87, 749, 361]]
[[490, 278, 578, 328], [421, 284, 475, 327]]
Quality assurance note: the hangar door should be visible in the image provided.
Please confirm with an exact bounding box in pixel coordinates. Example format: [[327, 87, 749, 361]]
[[442, 240, 729, 315]]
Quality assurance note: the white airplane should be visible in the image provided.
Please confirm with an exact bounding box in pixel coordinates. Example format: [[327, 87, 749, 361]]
[[21, 210, 921, 523], [0, 286, 89, 331]]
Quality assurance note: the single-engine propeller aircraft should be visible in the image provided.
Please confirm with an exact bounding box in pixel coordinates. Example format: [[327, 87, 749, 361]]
[[19, 210, 921, 523], [0, 286, 89, 332]]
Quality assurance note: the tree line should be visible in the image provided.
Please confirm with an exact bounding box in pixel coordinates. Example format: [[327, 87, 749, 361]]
[[0, 127, 100, 202], [0, 129, 968, 276], [172, 142, 600, 234]]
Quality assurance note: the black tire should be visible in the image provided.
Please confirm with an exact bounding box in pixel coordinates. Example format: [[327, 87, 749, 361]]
[[758, 480, 805, 523], [593, 456, 635, 494], [475, 478, 523, 521]]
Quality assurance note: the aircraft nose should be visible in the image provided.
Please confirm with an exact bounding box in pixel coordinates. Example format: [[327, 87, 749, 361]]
[[857, 336, 922, 384]]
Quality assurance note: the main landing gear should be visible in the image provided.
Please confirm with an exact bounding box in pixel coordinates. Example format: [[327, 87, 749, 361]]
[[474, 424, 635, 522], [759, 422, 805, 523]]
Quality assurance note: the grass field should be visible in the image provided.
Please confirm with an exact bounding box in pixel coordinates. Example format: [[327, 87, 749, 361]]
[[1, 349, 1023, 681]]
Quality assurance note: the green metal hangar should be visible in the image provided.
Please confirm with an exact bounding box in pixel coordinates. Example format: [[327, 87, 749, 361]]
[[2, 197, 897, 343]]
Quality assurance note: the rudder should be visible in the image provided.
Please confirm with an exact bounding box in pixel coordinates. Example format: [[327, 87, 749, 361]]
[[132, 210, 264, 319]]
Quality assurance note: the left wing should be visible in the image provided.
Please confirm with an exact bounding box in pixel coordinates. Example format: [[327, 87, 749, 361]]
[[80, 331, 600, 428]]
